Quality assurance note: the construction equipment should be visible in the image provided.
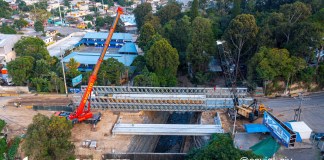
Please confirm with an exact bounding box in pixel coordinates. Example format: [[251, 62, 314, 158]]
[[236, 99, 271, 122], [55, 7, 123, 124]]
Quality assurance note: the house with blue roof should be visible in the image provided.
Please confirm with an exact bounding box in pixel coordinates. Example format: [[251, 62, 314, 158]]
[[63, 50, 138, 72], [78, 32, 133, 48]]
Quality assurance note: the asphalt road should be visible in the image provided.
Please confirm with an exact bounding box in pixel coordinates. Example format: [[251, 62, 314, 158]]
[[263, 92, 324, 132]]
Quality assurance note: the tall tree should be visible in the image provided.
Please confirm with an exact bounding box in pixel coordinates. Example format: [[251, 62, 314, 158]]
[[156, 3, 181, 25], [224, 14, 258, 81], [187, 17, 214, 74], [144, 13, 162, 33], [23, 114, 75, 160], [190, 0, 199, 20], [133, 67, 160, 87], [14, 37, 50, 60], [279, 1, 311, 44], [145, 39, 179, 86], [34, 21, 44, 33], [171, 15, 191, 52], [133, 3, 152, 30], [7, 56, 35, 86], [98, 58, 125, 85], [232, 0, 241, 16], [137, 23, 156, 52]]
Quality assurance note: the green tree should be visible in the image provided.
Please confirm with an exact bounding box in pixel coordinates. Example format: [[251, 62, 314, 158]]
[[0, 25, 16, 34], [232, 0, 241, 16], [34, 21, 44, 33], [84, 15, 94, 21], [34, 59, 50, 78], [0, 0, 12, 18], [7, 56, 35, 86], [14, 18, 28, 30], [133, 67, 160, 86], [187, 17, 214, 74], [14, 37, 50, 60], [98, 58, 125, 85], [224, 14, 258, 79], [138, 23, 156, 52], [162, 20, 176, 42], [187, 134, 262, 159], [23, 114, 75, 160], [30, 9, 51, 22], [190, 0, 199, 20], [279, 1, 311, 44], [0, 137, 7, 160], [171, 15, 191, 53], [17, 0, 29, 11], [66, 58, 81, 86], [87, 22, 92, 29], [144, 13, 162, 32], [251, 47, 306, 86], [145, 39, 179, 86], [133, 3, 152, 30], [95, 16, 105, 28], [64, 0, 70, 6], [156, 3, 181, 25], [7, 137, 21, 160]]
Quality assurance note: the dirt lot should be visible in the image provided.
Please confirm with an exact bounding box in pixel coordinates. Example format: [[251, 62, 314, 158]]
[[0, 94, 147, 159]]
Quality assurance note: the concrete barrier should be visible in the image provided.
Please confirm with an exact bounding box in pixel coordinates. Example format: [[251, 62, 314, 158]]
[[0, 86, 29, 93]]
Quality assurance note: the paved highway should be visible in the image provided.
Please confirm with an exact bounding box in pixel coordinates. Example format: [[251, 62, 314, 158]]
[[263, 92, 324, 132]]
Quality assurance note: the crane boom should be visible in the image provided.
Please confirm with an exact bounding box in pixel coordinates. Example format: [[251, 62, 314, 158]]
[[68, 7, 123, 122]]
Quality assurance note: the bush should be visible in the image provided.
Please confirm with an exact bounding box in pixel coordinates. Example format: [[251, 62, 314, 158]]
[[7, 137, 21, 160], [0, 119, 5, 132]]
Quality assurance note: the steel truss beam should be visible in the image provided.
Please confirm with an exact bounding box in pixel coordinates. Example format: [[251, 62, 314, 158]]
[[81, 86, 249, 98]]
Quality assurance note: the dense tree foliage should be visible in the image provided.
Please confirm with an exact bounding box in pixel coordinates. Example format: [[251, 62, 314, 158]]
[[30, 9, 51, 22], [98, 58, 125, 85], [0, 25, 17, 34], [7, 56, 35, 86], [14, 18, 28, 30], [34, 21, 45, 33], [138, 23, 156, 51], [0, 0, 12, 18], [23, 114, 75, 160], [14, 37, 50, 60], [145, 39, 179, 86], [187, 134, 262, 160], [156, 3, 181, 25], [133, 3, 152, 30], [187, 17, 214, 76]]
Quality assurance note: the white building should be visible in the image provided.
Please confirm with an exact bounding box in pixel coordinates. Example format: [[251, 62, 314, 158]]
[[0, 34, 22, 65], [24, 0, 40, 5], [40, 36, 54, 45]]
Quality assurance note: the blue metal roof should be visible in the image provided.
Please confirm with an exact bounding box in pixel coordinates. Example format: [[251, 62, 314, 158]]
[[83, 32, 133, 41], [244, 124, 270, 133], [118, 42, 137, 53], [63, 52, 137, 66]]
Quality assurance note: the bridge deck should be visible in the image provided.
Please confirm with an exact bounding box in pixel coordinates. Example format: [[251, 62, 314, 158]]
[[112, 124, 224, 135]]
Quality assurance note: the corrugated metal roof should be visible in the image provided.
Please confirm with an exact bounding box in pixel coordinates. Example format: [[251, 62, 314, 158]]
[[83, 32, 133, 41], [63, 52, 137, 66], [118, 42, 137, 53]]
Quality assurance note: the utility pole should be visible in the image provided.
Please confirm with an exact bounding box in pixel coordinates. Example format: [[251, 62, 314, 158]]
[[58, 0, 63, 26], [60, 48, 68, 97]]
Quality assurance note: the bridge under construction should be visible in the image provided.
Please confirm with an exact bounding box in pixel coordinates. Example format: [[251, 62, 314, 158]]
[[72, 86, 253, 111]]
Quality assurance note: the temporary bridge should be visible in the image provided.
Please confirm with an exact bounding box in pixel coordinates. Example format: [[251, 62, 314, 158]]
[[72, 86, 253, 111]]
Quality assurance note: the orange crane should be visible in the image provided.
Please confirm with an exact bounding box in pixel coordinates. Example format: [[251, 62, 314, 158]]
[[57, 7, 123, 124]]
